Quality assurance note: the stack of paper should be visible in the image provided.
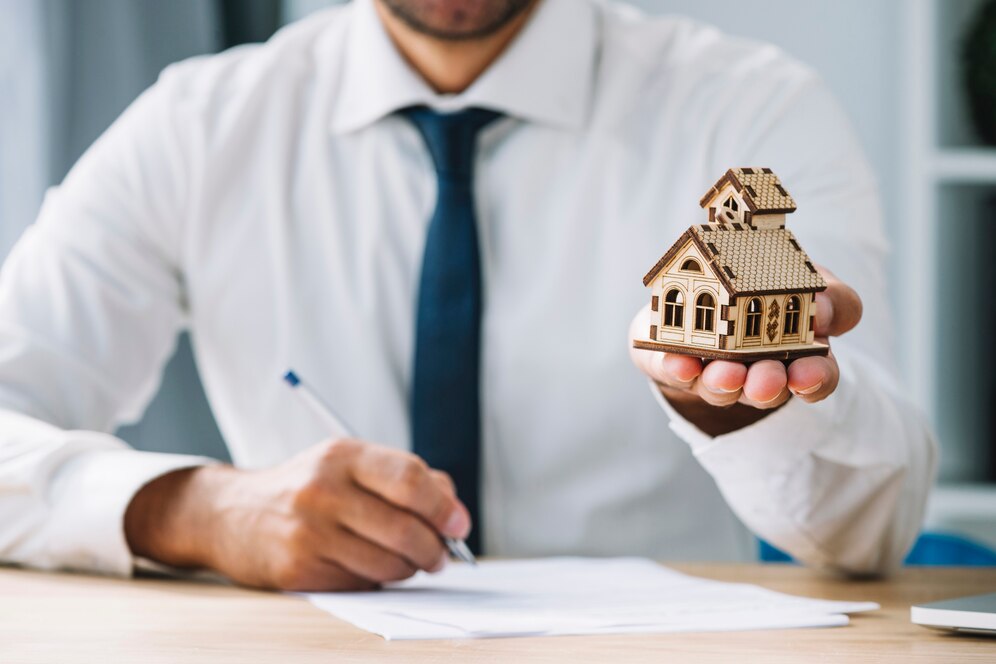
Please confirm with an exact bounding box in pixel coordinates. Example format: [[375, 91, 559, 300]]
[[304, 557, 878, 640]]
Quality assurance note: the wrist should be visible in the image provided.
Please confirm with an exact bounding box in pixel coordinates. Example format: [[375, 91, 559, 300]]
[[124, 464, 236, 570], [658, 384, 782, 436]]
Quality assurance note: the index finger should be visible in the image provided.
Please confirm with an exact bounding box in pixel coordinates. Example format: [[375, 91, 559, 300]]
[[632, 347, 704, 389], [350, 447, 471, 539]]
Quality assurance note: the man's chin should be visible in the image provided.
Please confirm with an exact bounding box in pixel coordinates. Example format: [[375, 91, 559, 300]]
[[377, 0, 535, 41]]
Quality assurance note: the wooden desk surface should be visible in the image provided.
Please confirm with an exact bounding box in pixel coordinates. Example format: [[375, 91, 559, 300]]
[[1, 563, 994, 663]]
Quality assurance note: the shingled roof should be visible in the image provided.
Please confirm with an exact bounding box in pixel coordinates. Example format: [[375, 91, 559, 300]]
[[699, 167, 797, 214], [643, 224, 827, 296]]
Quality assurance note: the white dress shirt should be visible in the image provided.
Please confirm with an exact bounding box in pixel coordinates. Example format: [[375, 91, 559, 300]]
[[0, 0, 936, 577]]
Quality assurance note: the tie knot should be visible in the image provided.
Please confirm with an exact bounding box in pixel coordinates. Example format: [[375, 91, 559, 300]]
[[400, 106, 503, 180]]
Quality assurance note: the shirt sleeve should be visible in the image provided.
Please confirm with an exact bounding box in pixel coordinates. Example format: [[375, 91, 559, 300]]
[[0, 68, 217, 576], [657, 74, 938, 575]]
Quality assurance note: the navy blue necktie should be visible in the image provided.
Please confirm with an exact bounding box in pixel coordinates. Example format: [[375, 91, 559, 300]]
[[401, 106, 501, 554]]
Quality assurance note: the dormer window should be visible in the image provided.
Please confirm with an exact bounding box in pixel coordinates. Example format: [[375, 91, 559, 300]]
[[716, 195, 741, 224], [679, 258, 701, 273]]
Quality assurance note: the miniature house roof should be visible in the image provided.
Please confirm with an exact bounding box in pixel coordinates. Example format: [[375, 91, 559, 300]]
[[698, 167, 797, 215], [642, 225, 828, 296]]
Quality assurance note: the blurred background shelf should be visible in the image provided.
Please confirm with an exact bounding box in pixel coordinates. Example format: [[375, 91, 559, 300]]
[[933, 148, 996, 183], [904, 0, 995, 482]]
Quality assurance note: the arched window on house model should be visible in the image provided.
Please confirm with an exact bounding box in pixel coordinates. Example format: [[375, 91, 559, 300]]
[[680, 258, 702, 273], [694, 293, 715, 332], [783, 296, 801, 335], [745, 297, 762, 338], [663, 289, 684, 328]]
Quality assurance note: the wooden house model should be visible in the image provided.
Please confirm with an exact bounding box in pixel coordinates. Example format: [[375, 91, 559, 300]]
[[633, 168, 829, 361]]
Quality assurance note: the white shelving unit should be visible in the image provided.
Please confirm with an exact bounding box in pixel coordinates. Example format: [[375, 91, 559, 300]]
[[903, 0, 996, 482], [934, 148, 996, 182]]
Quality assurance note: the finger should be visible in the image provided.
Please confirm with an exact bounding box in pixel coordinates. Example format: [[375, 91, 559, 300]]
[[740, 360, 789, 408], [628, 304, 706, 388], [690, 360, 745, 406], [351, 448, 469, 539], [430, 469, 456, 496], [275, 555, 378, 593], [336, 485, 448, 572], [787, 353, 839, 403], [631, 346, 703, 389], [814, 268, 862, 338], [661, 353, 705, 388], [322, 525, 431, 583]]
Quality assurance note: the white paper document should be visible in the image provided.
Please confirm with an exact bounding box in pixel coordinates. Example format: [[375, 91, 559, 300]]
[[304, 557, 878, 640]]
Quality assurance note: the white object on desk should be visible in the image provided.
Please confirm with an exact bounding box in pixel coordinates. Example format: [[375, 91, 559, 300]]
[[303, 557, 879, 640], [912, 592, 996, 635]]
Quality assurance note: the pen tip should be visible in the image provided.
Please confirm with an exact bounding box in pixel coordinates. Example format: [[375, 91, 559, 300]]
[[283, 370, 300, 386]]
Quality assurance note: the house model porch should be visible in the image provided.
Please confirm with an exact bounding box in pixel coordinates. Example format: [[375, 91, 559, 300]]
[[633, 167, 830, 362]]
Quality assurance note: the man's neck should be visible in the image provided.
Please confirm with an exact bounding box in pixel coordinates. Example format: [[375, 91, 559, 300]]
[[374, 0, 538, 94]]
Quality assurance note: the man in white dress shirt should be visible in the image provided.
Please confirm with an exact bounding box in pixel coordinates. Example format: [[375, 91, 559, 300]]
[[0, 0, 935, 590]]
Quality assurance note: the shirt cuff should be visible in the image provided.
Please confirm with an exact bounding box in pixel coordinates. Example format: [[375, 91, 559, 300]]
[[650, 380, 835, 475], [47, 436, 218, 577]]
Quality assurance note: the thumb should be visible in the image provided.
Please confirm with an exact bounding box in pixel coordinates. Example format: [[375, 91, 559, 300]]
[[813, 266, 862, 338]]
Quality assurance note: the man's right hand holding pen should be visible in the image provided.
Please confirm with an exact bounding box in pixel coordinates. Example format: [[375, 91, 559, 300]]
[[123, 439, 472, 591]]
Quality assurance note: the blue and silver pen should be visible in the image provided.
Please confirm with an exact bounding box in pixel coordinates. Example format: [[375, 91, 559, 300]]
[[282, 370, 478, 567]]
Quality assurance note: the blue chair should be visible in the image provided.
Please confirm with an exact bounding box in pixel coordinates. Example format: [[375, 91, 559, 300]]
[[759, 532, 996, 566], [904, 532, 996, 566], [758, 539, 794, 563]]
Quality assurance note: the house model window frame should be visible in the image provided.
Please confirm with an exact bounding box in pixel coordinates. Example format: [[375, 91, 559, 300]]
[[634, 167, 830, 363]]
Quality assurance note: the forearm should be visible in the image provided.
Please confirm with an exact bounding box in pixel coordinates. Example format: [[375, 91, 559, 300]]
[[124, 464, 235, 570]]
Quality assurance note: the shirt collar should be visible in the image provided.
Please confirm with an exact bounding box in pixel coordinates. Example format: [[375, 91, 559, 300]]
[[329, 0, 597, 134]]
